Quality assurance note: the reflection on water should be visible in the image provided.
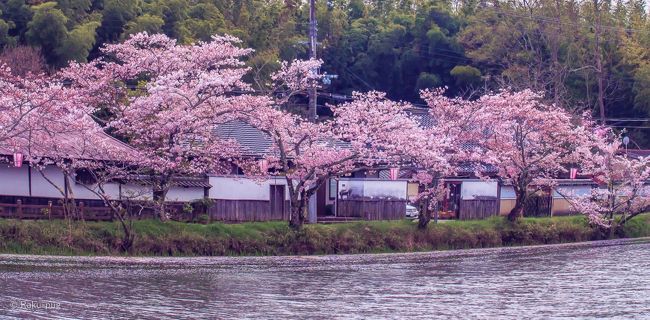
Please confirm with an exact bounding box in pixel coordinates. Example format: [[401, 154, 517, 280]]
[[1, 239, 649, 319]]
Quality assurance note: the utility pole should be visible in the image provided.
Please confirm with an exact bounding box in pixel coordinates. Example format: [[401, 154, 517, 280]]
[[593, 0, 606, 124], [307, 0, 318, 224], [308, 0, 318, 121]]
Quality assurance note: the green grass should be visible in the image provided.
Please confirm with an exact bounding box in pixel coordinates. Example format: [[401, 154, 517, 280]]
[[0, 214, 648, 257]]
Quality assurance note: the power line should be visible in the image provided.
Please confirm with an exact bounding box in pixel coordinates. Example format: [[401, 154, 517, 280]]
[[607, 125, 650, 129], [486, 6, 650, 34], [605, 118, 650, 122]]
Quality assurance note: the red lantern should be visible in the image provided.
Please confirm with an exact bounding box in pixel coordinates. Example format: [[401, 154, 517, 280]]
[[389, 167, 399, 180], [258, 159, 268, 173], [13, 153, 23, 168]]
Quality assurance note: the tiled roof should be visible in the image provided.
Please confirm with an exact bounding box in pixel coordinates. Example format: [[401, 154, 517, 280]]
[[456, 162, 498, 174], [213, 120, 351, 157], [624, 149, 650, 159], [0, 129, 134, 161], [131, 175, 212, 188], [212, 120, 273, 156], [406, 107, 435, 128], [378, 169, 412, 180], [172, 177, 212, 188]]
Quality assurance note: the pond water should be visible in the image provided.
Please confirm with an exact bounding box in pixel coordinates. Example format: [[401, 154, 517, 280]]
[[1, 238, 649, 319]]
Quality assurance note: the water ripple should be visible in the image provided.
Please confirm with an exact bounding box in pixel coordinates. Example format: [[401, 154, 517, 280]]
[[0, 238, 649, 319]]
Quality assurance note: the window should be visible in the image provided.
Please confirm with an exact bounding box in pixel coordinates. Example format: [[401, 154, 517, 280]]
[[74, 169, 97, 185], [329, 179, 337, 200]]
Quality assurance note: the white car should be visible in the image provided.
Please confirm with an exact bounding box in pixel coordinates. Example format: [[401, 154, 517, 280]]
[[405, 204, 419, 218]]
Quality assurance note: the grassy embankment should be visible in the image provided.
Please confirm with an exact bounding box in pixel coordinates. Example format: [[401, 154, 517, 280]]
[[0, 214, 649, 256]]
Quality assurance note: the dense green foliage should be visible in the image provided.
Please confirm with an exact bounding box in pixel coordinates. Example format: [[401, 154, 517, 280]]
[[0, 214, 648, 256], [0, 0, 649, 142]]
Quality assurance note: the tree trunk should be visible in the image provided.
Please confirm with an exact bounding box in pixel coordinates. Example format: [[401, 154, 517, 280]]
[[154, 184, 170, 221], [156, 199, 168, 221], [418, 197, 431, 229], [289, 198, 305, 229], [115, 206, 134, 252], [508, 192, 526, 222]]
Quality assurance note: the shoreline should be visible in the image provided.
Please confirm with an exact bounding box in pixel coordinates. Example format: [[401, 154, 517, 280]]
[[0, 214, 649, 257], [1, 237, 649, 266]]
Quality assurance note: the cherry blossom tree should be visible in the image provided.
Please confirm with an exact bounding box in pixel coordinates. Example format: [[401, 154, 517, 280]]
[[420, 89, 592, 222], [560, 132, 650, 230], [409, 89, 482, 228], [61, 32, 266, 220], [0, 46, 48, 76], [246, 90, 422, 228], [476, 90, 591, 221], [0, 66, 73, 146], [7, 79, 149, 250], [0, 69, 136, 241]]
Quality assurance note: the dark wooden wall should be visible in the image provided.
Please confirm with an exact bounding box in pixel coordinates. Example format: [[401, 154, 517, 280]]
[[0, 200, 114, 221], [337, 199, 406, 220], [208, 199, 290, 222], [458, 199, 498, 220]]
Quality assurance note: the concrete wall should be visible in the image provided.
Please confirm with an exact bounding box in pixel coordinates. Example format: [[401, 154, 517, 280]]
[[209, 176, 289, 201], [0, 165, 30, 196]]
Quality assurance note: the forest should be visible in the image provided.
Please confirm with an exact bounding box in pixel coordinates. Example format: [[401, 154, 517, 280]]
[[1, 0, 649, 144]]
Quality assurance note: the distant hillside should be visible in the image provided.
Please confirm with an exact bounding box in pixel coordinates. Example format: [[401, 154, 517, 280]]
[[1, 0, 649, 145]]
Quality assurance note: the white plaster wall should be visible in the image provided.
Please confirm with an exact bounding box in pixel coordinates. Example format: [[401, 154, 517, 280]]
[[166, 187, 205, 202], [70, 182, 126, 200], [553, 185, 593, 199], [338, 179, 407, 200], [30, 165, 66, 198], [209, 176, 289, 200], [338, 179, 365, 198], [121, 183, 153, 201], [69, 182, 101, 200], [0, 165, 30, 196], [461, 181, 498, 200], [500, 186, 516, 199], [363, 180, 407, 199]]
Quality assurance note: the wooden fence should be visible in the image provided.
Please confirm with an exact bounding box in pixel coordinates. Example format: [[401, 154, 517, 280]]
[[337, 199, 406, 220], [208, 199, 290, 222], [458, 199, 499, 220], [0, 200, 114, 221], [0, 197, 406, 222], [0, 198, 197, 222]]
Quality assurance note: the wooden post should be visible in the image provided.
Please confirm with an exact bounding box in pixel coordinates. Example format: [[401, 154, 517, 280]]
[[496, 182, 502, 216], [17, 199, 22, 219], [48, 201, 52, 220], [79, 201, 85, 220]]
